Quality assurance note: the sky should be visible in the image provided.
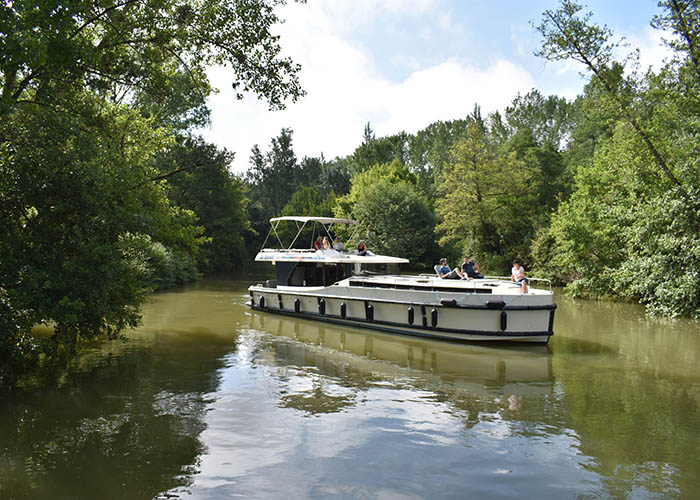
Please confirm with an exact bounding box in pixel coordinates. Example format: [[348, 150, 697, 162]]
[[200, 0, 671, 173]]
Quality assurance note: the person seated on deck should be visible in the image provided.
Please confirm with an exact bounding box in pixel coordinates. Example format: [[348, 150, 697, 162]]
[[322, 236, 331, 250], [357, 240, 374, 256], [438, 258, 466, 280], [313, 236, 322, 250], [511, 259, 529, 294], [461, 256, 484, 279], [333, 236, 346, 251]]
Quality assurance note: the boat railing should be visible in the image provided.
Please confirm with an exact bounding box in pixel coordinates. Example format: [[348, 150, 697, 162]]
[[483, 275, 552, 291], [260, 248, 317, 253], [416, 272, 552, 290]]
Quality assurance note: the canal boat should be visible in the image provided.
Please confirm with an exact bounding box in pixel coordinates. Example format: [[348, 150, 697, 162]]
[[248, 216, 556, 343]]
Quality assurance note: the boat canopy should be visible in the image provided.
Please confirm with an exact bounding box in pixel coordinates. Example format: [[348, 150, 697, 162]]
[[269, 216, 358, 225], [262, 216, 359, 250], [257, 215, 409, 265]]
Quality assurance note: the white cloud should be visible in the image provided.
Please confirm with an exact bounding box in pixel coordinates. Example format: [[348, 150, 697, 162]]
[[201, 0, 537, 173], [625, 26, 675, 73]]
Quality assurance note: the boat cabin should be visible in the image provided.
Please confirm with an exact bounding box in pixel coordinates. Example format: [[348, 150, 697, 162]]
[[255, 216, 408, 288]]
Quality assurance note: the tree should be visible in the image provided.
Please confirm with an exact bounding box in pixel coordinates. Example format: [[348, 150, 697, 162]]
[[245, 128, 302, 246], [534, 0, 683, 189], [352, 123, 409, 173], [0, 0, 306, 384], [157, 137, 249, 273], [0, 98, 204, 381], [334, 159, 418, 222], [333, 159, 435, 265], [505, 89, 574, 150], [0, 0, 304, 115], [437, 120, 540, 271], [276, 186, 337, 247], [406, 118, 469, 204], [532, 0, 700, 316], [353, 180, 436, 265]]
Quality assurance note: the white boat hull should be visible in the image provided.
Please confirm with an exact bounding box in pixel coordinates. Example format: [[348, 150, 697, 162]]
[[248, 280, 555, 344]]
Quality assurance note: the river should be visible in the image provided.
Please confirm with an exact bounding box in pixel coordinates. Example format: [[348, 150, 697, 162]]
[[1, 276, 699, 499]]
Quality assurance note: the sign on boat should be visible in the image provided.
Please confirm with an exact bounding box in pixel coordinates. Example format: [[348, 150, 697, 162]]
[[248, 216, 556, 343]]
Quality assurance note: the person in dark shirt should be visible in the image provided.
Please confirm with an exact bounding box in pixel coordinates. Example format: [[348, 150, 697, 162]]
[[357, 240, 374, 256], [461, 256, 484, 279], [438, 258, 466, 279]]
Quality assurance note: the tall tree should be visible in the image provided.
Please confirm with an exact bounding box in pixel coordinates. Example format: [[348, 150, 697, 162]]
[[0, 0, 306, 383], [534, 0, 683, 189], [437, 120, 540, 270], [532, 0, 700, 317], [157, 137, 249, 273]]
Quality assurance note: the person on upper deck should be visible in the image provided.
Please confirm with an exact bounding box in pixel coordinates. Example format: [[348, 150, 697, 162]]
[[357, 240, 374, 256], [322, 236, 331, 250], [333, 236, 345, 251], [461, 256, 484, 279], [438, 258, 466, 280], [313, 236, 322, 250], [511, 259, 529, 294]]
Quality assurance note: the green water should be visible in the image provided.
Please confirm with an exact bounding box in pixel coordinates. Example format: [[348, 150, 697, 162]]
[[1, 277, 699, 499]]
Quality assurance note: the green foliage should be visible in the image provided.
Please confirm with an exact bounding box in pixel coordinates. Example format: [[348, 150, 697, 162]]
[[353, 180, 436, 265], [436, 120, 541, 272], [615, 188, 700, 317], [505, 89, 574, 150], [158, 137, 249, 273], [406, 118, 469, 203], [0, 0, 304, 113], [352, 123, 409, 173], [331, 159, 435, 264], [0, 0, 306, 384], [531, 0, 700, 317], [275, 186, 337, 248], [335, 159, 418, 220], [0, 98, 195, 380]]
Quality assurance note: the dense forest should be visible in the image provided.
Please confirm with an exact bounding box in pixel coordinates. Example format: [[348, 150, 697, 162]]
[[2, 0, 700, 383]]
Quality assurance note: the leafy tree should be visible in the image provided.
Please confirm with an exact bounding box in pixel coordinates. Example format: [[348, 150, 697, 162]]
[[245, 128, 302, 246], [353, 180, 436, 265], [0, 0, 306, 383], [334, 159, 418, 222], [406, 118, 469, 203], [157, 137, 249, 273], [275, 186, 337, 248], [505, 89, 574, 150], [437, 120, 540, 272], [0, 0, 304, 115], [535, 0, 683, 190], [0, 97, 204, 381], [352, 123, 409, 173], [532, 0, 700, 316], [333, 159, 435, 264]]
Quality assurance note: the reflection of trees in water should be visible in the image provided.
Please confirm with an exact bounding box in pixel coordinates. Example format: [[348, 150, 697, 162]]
[[552, 297, 700, 498], [0, 342, 231, 500], [249, 313, 556, 431], [556, 358, 700, 498]]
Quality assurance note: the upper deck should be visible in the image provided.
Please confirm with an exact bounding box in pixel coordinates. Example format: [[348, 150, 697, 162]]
[[254, 248, 409, 265]]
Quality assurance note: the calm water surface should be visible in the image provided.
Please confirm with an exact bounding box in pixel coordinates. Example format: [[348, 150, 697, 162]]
[[1, 277, 699, 499]]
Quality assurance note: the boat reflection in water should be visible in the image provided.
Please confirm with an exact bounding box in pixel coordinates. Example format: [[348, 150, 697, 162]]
[[246, 308, 553, 410]]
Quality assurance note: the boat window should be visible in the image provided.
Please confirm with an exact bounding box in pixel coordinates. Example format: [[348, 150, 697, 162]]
[[282, 262, 352, 287]]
